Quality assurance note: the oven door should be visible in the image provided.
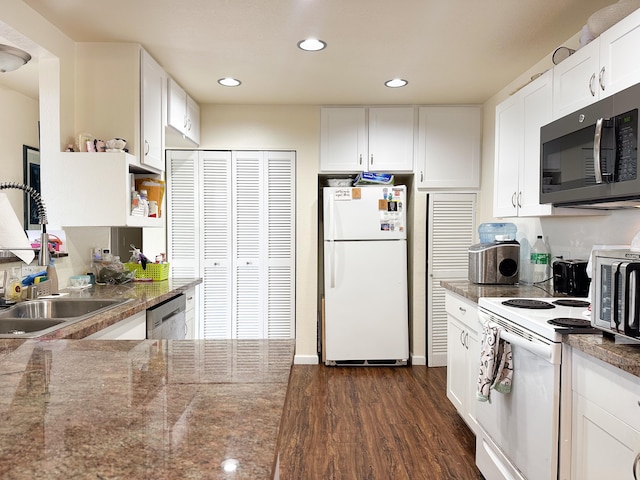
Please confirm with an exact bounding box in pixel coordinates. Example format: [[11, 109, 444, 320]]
[[476, 309, 562, 480]]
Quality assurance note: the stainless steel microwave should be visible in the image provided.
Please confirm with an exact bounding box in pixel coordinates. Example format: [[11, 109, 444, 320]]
[[540, 83, 640, 209], [592, 249, 640, 342]]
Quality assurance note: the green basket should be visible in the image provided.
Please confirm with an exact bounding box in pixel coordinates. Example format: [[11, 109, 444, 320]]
[[124, 262, 170, 281]]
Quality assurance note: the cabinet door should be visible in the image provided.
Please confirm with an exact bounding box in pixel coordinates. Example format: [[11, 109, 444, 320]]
[[416, 106, 481, 188], [167, 77, 188, 135], [368, 107, 415, 171], [552, 40, 601, 119], [493, 94, 522, 217], [140, 50, 165, 171], [446, 315, 466, 415], [599, 8, 640, 98], [85, 311, 147, 340], [519, 70, 554, 216], [572, 393, 640, 480], [320, 107, 367, 171], [186, 95, 200, 145]]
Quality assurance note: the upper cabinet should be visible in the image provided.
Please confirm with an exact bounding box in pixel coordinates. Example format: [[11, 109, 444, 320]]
[[74, 43, 165, 172], [141, 50, 166, 171], [494, 71, 555, 217], [319, 107, 414, 172], [416, 106, 481, 189], [166, 77, 200, 146], [553, 8, 640, 119]]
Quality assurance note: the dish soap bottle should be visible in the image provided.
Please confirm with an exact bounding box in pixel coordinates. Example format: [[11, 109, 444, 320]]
[[46, 259, 59, 294], [5, 267, 22, 301], [530, 235, 551, 284]]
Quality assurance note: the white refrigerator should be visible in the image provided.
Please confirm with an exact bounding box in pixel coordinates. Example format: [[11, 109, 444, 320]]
[[323, 185, 409, 365]]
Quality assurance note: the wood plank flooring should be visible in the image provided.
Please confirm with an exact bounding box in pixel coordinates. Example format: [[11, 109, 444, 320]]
[[276, 365, 483, 479]]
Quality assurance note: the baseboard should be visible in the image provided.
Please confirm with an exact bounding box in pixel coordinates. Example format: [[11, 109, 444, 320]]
[[411, 355, 427, 366], [294, 354, 319, 365]]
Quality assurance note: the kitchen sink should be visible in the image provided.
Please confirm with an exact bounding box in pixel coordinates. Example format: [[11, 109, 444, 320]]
[[0, 298, 129, 338], [0, 298, 124, 320]]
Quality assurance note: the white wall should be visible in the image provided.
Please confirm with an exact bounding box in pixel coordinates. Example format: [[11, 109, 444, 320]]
[[199, 104, 320, 363]]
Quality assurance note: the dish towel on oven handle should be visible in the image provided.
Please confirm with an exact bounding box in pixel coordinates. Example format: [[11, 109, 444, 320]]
[[476, 321, 513, 402]]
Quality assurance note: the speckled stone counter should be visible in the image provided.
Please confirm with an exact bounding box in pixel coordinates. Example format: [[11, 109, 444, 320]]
[[0, 338, 294, 479], [37, 278, 202, 339], [441, 279, 640, 380]]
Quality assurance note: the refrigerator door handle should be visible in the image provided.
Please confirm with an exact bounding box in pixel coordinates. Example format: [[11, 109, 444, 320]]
[[328, 193, 335, 241]]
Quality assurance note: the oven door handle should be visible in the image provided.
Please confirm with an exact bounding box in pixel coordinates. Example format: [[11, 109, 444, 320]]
[[499, 330, 552, 360]]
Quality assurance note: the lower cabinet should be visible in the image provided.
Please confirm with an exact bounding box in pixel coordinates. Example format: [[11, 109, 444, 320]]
[[570, 349, 640, 479], [184, 286, 197, 339], [445, 291, 479, 434], [85, 310, 147, 340]]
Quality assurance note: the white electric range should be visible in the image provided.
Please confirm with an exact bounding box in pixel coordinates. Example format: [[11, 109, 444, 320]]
[[475, 296, 598, 480]]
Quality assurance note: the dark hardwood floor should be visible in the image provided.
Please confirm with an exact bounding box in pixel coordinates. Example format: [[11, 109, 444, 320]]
[[276, 364, 483, 479]]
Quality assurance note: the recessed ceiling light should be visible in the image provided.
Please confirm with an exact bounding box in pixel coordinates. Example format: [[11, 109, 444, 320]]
[[385, 78, 408, 88], [297, 39, 327, 52], [218, 77, 241, 87]]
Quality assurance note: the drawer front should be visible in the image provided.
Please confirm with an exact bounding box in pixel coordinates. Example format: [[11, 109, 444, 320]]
[[572, 349, 640, 431], [445, 292, 478, 332]]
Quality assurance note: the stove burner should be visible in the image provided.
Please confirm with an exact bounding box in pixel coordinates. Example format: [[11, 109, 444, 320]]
[[502, 299, 555, 309], [552, 299, 590, 308], [547, 317, 592, 328]]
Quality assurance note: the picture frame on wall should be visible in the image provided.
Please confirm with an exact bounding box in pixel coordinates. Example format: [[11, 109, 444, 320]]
[[23, 144, 40, 230]]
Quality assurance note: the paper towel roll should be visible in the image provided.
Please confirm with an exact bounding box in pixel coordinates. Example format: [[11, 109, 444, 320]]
[[0, 192, 35, 264]]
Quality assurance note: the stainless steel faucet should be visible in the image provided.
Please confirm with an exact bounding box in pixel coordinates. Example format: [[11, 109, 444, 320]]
[[0, 182, 50, 266]]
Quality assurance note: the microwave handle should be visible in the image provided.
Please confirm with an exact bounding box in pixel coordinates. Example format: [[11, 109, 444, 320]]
[[593, 117, 605, 184], [612, 262, 623, 331], [622, 263, 640, 337]]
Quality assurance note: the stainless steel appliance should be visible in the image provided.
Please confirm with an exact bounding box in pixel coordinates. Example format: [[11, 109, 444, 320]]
[[468, 241, 519, 285], [146, 294, 186, 339], [540, 82, 640, 209], [553, 259, 590, 297], [592, 248, 640, 341], [476, 297, 597, 480]]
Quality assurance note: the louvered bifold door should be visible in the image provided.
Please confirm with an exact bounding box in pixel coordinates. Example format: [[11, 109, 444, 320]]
[[232, 151, 266, 339], [201, 151, 233, 338], [427, 193, 476, 367], [167, 150, 200, 278], [265, 151, 296, 338]]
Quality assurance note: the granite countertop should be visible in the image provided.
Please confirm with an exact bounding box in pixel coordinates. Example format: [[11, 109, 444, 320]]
[[36, 278, 202, 339], [441, 279, 640, 379], [0, 338, 294, 479]]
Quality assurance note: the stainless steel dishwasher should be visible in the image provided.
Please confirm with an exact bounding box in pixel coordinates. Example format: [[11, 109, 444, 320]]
[[146, 294, 186, 339]]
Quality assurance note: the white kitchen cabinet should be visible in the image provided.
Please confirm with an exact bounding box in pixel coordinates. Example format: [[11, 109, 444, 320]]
[[569, 349, 640, 479], [140, 49, 166, 171], [416, 106, 481, 189], [445, 291, 478, 435], [553, 8, 640, 119], [74, 43, 165, 172], [319, 106, 414, 172], [45, 152, 163, 227], [85, 310, 147, 340], [167, 149, 295, 339], [167, 77, 200, 146], [184, 286, 197, 339]]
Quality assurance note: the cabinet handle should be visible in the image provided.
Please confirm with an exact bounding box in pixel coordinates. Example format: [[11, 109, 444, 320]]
[[184, 115, 188, 129], [460, 329, 465, 346], [599, 66, 605, 92], [144, 140, 150, 156], [187, 118, 192, 132], [517, 192, 522, 208], [359, 154, 363, 165], [633, 451, 640, 480], [511, 192, 517, 208], [465, 332, 469, 349], [370, 154, 374, 165], [589, 73, 596, 97], [246, 261, 252, 265], [420, 171, 424, 182], [459, 306, 466, 315]]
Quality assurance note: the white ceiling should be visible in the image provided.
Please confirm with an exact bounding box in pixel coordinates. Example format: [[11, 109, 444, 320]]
[[3, 0, 620, 104]]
